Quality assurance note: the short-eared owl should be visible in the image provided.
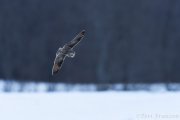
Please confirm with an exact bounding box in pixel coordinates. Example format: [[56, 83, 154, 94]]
[[52, 30, 85, 75]]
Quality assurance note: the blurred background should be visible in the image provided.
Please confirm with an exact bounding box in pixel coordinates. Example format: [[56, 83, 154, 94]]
[[0, 1, 180, 120], [0, 0, 180, 92]]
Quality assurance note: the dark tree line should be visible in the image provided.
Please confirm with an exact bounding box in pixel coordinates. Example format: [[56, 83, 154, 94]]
[[0, 0, 180, 84]]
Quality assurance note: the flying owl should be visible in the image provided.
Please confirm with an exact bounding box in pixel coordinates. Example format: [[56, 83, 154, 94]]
[[52, 30, 85, 75]]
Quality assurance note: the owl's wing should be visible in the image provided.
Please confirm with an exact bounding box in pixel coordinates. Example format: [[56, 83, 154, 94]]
[[65, 30, 85, 48], [52, 53, 66, 75]]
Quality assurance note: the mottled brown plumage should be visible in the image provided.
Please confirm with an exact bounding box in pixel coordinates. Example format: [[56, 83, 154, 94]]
[[52, 30, 85, 75]]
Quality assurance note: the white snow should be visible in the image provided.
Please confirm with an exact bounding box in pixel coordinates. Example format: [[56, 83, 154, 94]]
[[0, 92, 180, 120]]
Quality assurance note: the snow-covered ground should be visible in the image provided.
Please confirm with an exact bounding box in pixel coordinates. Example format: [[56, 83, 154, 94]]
[[1, 80, 180, 92], [0, 92, 180, 120]]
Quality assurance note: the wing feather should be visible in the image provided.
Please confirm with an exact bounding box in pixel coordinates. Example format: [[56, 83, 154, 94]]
[[52, 53, 66, 75], [65, 30, 85, 48]]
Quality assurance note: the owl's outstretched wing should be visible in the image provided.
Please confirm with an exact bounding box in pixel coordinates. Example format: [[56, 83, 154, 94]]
[[52, 53, 66, 75], [65, 30, 85, 48]]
